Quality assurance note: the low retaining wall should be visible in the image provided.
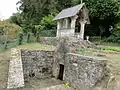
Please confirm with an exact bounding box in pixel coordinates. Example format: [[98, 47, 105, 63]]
[[39, 37, 59, 46], [20, 49, 107, 89], [21, 49, 55, 81], [64, 53, 107, 89]]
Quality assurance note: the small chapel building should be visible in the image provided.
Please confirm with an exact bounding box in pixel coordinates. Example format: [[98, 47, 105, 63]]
[[54, 3, 90, 39]]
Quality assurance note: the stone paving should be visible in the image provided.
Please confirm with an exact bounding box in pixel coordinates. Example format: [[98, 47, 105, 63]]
[[7, 48, 24, 89]]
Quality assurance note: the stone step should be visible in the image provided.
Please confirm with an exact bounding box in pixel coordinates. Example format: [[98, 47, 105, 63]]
[[7, 48, 24, 89]]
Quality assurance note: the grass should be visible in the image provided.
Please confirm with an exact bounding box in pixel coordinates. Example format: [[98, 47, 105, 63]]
[[76, 50, 120, 90], [76, 50, 94, 56], [0, 41, 17, 52], [16, 43, 55, 51], [76, 44, 120, 90], [99, 45, 120, 52], [0, 41, 55, 53]]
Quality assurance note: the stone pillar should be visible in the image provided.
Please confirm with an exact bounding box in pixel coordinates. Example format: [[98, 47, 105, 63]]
[[57, 21, 61, 37], [79, 21, 86, 40], [71, 16, 78, 29], [66, 19, 68, 29], [57, 21, 61, 30], [71, 15, 78, 36]]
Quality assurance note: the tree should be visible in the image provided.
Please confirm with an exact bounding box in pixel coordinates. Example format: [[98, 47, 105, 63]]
[[39, 15, 57, 37], [40, 15, 56, 30], [0, 20, 20, 41], [56, 0, 73, 11], [17, 0, 57, 25], [15, 0, 58, 35], [9, 13, 23, 26], [73, 0, 120, 37]]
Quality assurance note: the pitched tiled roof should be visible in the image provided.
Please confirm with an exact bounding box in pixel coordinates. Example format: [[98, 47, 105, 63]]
[[53, 3, 85, 20]]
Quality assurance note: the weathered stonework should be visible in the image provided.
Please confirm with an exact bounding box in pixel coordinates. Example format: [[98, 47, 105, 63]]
[[53, 37, 96, 79], [39, 37, 59, 46], [7, 37, 107, 89], [7, 48, 24, 89], [21, 50, 55, 81], [64, 53, 107, 89]]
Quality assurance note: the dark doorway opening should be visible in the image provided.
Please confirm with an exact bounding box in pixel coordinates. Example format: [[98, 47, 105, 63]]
[[58, 64, 64, 80]]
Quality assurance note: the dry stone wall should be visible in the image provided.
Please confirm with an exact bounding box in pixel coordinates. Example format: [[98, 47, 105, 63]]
[[38, 37, 95, 49], [53, 37, 96, 78], [64, 53, 107, 89], [18, 37, 107, 89], [39, 37, 59, 46], [21, 50, 55, 81]]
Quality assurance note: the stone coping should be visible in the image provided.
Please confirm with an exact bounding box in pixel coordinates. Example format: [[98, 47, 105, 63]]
[[20, 49, 55, 52], [67, 53, 108, 61]]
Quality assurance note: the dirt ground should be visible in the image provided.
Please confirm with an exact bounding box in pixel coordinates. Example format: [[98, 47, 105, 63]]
[[10, 78, 74, 90], [0, 50, 9, 90]]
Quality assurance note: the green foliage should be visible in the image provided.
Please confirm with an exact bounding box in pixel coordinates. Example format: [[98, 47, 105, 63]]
[[56, 0, 73, 11], [64, 81, 70, 88], [103, 23, 120, 43], [9, 13, 23, 26], [112, 23, 120, 37], [83, 0, 119, 20], [103, 36, 120, 43], [38, 15, 57, 37], [99, 45, 120, 52], [73, 0, 120, 37], [0, 26, 4, 35], [40, 15, 56, 30], [12, 0, 120, 38], [87, 0, 120, 37], [18, 32, 23, 45], [17, 0, 57, 25], [0, 20, 20, 41]]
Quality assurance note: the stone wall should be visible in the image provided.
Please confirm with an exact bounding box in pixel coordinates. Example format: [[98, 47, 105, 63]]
[[53, 37, 96, 79], [38, 37, 95, 49], [39, 37, 59, 46], [57, 29, 75, 37], [21, 49, 55, 81], [64, 53, 107, 89]]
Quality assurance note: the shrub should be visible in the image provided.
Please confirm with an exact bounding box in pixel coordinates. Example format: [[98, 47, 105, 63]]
[[103, 23, 120, 43], [39, 14, 57, 37], [40, 14, 56, 30], [18, 32, 23, 45], [102, 35, 120, 43], [0, 20, 20, 41]]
